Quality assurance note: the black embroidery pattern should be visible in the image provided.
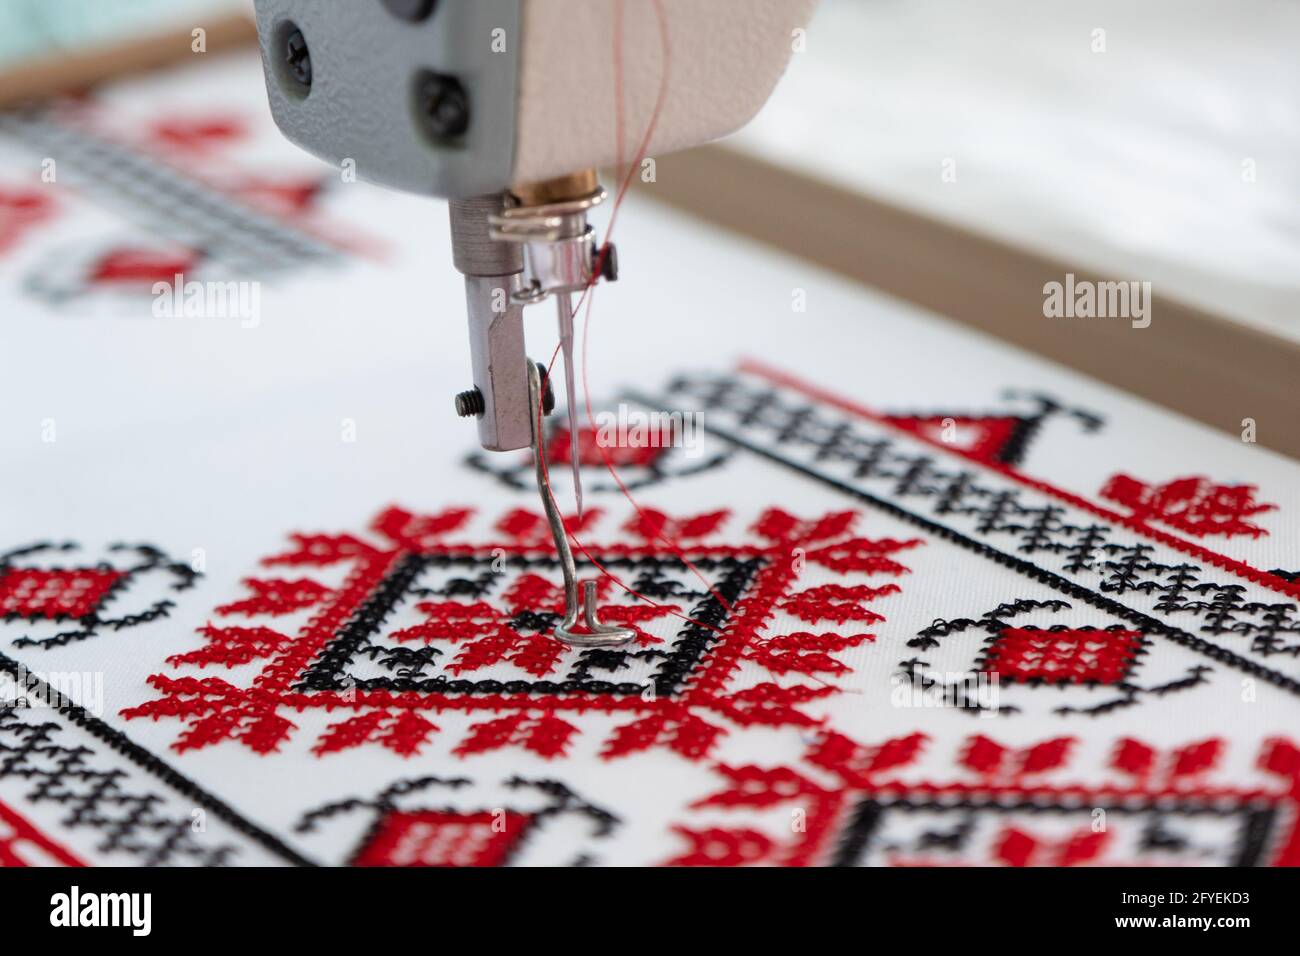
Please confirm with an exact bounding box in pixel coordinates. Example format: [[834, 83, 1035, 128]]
[[294, 553, 760, 700], [643, 373, 1300, 690], [0, 654, 312, 866], [1, 541, 199, 649], [0, 110, 339, 278], [904, 597, 1212, 717]]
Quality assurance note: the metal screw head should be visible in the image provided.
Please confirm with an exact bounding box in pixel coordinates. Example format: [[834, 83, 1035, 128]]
[[415, 71, 470, 140], [380, 0, 436, 22], [283, 27, 312, 89], [456, 368, 550, 422]]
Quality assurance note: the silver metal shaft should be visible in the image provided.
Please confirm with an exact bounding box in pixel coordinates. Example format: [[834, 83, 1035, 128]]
[[556, 291, 584, 517]]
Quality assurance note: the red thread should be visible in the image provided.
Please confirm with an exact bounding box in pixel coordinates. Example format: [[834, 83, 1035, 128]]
[[551, 0, 735, 615], [535, 358, 726, 634]]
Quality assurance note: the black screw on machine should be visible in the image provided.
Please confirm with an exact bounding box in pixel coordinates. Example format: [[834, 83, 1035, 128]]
[[380, 0, 437, 22], [283, 27, 312, 89], [416, 71, 470, 140]]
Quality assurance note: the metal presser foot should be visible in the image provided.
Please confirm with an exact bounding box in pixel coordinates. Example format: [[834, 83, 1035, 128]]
[[526, 360, 636, 648]]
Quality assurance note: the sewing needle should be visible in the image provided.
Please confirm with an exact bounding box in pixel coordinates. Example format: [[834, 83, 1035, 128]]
[[556, 291, 583, 518]]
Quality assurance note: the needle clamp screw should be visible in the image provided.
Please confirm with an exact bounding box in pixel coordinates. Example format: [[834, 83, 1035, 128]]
[[454, 388, 484, 418]]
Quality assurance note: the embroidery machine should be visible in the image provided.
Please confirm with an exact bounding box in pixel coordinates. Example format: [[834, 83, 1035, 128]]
[[248, 0, 817, 644]]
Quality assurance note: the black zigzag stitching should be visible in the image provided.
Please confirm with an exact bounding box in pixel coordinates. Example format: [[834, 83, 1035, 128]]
[[0, 653, 313, 866], [632, 381, 1300, 696]]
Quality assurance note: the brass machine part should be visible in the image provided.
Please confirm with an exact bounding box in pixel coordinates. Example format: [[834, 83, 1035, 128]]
[[510, 169, 601, 208]]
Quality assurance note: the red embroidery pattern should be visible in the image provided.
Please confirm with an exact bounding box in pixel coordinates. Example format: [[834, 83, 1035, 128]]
[[0, 799, 84, 868], [546, 426, 668, 470], [351, 810, 529, 867], [983, 627, 1144, 685], [0, 568, 125, 620], [1101, 474, 1277, 539], [0, 188, 55, 257], [296, 775, 618, 866], [0, 543, 197, 650], [668, 733, 1300, 867], [231, 177, 326, 218], [148, 117, 246, 154], [123, 506, 922, 761], [883, 415, 1022, 464]]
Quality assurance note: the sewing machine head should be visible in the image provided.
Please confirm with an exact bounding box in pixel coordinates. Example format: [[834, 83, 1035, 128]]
[[250, 0, 815, 449], [248, 0, 814, 644]]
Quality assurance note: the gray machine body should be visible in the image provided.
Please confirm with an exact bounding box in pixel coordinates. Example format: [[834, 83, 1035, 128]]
[[251, 0, 818, 198], [252, 0, 521, 199], [248, 0, 819, 452]]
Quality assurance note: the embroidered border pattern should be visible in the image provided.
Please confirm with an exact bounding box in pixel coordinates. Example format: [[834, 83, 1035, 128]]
[[640, 370, 1300, 695], [124, 505, 921, 760], [668, 732, 1300, 867], [0, 655, 308, 866]]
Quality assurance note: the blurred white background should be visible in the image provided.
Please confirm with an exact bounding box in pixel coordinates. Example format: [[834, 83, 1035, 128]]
[[736, 0, 1300, 341]]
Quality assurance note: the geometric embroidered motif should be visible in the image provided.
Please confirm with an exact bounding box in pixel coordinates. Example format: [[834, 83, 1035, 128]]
[[123, 505, 920, 761], [983, 627, 1144, 684], [1101, 473, 1276, 539]]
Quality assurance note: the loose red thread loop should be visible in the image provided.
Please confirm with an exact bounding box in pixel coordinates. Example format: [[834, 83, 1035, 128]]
[[537, 348, 727, 636], [547, 0, 740, 618]]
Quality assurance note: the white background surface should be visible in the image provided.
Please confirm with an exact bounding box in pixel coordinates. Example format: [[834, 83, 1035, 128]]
[[738, 0, 1300, 341]]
